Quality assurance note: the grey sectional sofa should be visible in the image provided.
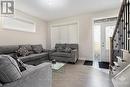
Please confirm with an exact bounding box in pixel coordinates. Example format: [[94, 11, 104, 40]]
[[49, 44, 79, 63], [0, 45, 49, 65], [0, 63, 52, 87]]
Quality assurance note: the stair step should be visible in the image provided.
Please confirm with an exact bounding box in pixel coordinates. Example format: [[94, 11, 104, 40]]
[[127, 38, 130, 40], [112, 63, 128, 77], [120, 49, 129, 53], [116, 56, 126, 62], [110, 65, 116, 71], [114, 62, 120, 67]]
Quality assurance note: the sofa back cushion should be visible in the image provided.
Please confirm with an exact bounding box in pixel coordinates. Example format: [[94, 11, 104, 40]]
[[55, 44, 66, 52], [0, 45, 19, 54], [32, 45, 44, 53], [19, 45, 32, 51], [0, 55, 22, 83], [66, 44, 78, 50]]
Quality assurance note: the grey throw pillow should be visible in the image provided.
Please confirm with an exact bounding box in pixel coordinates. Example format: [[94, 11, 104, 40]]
[[16, 47, 30, 57], [0, 55, 22, 83], [56, 47, 64, 52], [64, 47, 72, 53], [32, 45, 44, 53]]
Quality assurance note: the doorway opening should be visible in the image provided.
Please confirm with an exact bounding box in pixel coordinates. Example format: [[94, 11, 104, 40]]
[[93, 17, 116, 63]]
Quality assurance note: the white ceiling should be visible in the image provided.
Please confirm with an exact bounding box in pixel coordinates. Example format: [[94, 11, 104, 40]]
[[15, 0, 121, 21]]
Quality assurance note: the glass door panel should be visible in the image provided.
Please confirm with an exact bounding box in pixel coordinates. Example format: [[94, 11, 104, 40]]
[[94, 24, 101, 61]]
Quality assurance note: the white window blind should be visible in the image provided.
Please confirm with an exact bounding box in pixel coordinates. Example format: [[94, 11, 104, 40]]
[[2, 17, 36, 32], [50, 23, 79, 48]]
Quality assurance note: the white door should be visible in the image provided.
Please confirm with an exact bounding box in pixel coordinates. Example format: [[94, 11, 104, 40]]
[[93, 22, 116, 62], [101, 22, 116, 62]]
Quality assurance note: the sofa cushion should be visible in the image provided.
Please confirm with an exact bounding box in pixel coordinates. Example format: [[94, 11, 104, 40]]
[[20, 45, 32, 51], [66, 44, 78, 50], [56, 47, 64, 52], [19, 52, 48, 62], [17, 47, 30, 57], [0, 45, 19, 54], [0, 55, 22, 83], [51, 52, 71, 58], [55, 44, 66, 49], [28, 51, 34, 55], [32, 45, 44, 53]]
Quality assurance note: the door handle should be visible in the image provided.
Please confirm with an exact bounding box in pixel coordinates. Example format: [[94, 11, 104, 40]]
[[102, 43, 104, 47], [102, 45, 104, 47]]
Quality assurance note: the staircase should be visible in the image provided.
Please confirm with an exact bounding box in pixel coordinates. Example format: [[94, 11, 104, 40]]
[[110, 0, 130, 77]]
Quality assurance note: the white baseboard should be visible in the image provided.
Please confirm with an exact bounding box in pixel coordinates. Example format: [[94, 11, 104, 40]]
[[79, 57, 93, 61]]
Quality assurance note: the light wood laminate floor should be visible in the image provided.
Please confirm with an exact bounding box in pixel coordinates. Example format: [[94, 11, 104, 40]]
[[52, 60, 114, 87]]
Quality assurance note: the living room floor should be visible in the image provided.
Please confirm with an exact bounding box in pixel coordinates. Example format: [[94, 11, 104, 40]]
[[52, 60, 114, 87]]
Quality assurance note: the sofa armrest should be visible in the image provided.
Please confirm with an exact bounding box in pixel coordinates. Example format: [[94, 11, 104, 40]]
[[3, 63, 52, 87], [71, 49, 79, 62]]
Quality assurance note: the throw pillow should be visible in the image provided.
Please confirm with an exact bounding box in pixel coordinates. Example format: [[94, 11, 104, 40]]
[[32, 45, 44, 53], [29, 51, 34, 54], [16, 47, 30, 57], [0, 55, 22, 83], [56, 47, 64, 52], [19, 45, 32, 51], [64, 47, 72, 53]]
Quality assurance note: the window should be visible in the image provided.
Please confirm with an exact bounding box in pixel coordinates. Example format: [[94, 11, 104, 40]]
[[50, 23, 79, 48], [2, 17, 36, 32], [94, 24, 101, 60]]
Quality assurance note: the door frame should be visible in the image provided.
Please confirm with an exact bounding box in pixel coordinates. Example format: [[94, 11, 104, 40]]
[[92, 17, 117, 62]]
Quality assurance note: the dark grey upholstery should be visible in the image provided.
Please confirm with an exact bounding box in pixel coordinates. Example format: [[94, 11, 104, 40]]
[[0, 45, 19, 54], [55, 44, 66, 49], [19, 53, 48, 62], [51, 52, 72, 58], [50, 44, 79, 63], [66, 44, 78, 50], [31, 45, 44, 53], [0, 45, 49, 65], [0, 55, 22, 83], [19, 45, 33, 51], [1, 63, 52, 87]]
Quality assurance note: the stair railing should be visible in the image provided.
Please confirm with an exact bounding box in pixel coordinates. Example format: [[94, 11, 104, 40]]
[[110, 0, 130, 73]]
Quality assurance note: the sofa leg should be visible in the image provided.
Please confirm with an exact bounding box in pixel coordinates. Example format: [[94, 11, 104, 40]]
[[72, 60, 78, 64], [74, 58, 78, 64]]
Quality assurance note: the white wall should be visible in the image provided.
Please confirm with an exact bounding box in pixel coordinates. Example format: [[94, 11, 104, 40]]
[[0, 10, 48, 48], [48, 9, 119, 60]]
